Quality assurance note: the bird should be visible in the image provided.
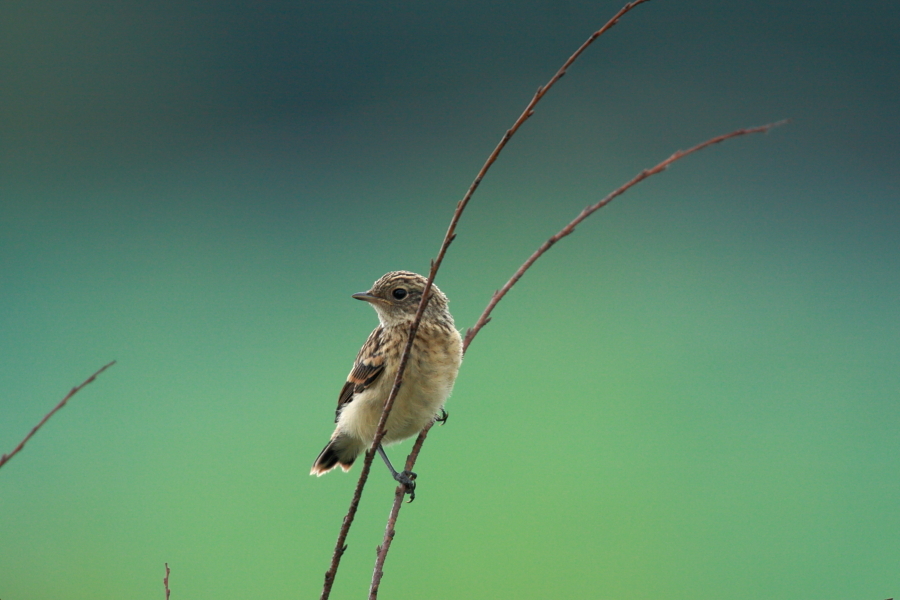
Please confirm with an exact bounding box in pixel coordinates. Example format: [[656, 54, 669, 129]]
[[310, 271, 463, 492]]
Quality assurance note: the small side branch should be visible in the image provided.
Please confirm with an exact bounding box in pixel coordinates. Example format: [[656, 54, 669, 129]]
[[0, 360, 116, 471], [164, 563, 171, 600]]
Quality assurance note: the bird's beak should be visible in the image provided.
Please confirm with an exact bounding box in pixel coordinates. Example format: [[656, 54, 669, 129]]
[[352, 292, 382, 304]]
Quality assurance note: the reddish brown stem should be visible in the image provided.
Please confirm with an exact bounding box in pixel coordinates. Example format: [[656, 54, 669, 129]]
[[320, 446, 375, 599], [368, 423, 434, 599], [463, 120, 788, 349], [0, 360, 116, 471], [164, 563, 171, 600]]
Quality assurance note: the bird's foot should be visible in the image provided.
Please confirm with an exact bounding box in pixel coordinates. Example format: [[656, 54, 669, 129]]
[[394, 470, 417, 502], [435, 409, 449, 425]]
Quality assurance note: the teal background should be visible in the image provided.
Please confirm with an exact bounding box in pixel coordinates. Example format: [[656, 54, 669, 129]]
[[2, 1, 898, 598]]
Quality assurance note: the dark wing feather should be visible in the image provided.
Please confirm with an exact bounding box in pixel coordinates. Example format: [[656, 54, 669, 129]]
[[335, 326, 385, 421]]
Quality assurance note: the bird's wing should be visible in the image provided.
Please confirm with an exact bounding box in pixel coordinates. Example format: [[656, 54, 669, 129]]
[[335, 325, 386, 421]]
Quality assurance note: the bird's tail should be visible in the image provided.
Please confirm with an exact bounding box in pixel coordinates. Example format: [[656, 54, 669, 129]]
[[310, 434, 365, 476]]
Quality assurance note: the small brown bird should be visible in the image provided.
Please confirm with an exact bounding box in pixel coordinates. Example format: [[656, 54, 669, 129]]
[[310, 271, 463, 489]]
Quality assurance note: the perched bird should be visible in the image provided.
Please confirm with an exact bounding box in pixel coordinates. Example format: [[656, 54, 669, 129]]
[[310, 271, 463, 490]]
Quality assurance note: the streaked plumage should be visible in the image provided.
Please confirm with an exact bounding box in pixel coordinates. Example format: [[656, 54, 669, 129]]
[[311, 271, 463, 477]]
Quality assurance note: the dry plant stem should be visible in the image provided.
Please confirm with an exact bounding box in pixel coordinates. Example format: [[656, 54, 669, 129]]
[[321, 4, 654, 596], [0, 360, 116, 471], [446, 0, 651, 249], [367, 119, 786, 599], [320, 447, 376, 599], [463, 120, 788, 349], [164, 563, 171, 600], [368, 424, 434, 599]]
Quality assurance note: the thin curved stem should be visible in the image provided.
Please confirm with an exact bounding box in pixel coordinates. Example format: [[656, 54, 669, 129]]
[[463, 120, 788, 349], [0, 361, 116, 471], [320, 447, 376, 599], [368, 421, 434, 598]]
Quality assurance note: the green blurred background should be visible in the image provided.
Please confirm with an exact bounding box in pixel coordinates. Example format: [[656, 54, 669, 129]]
[[2, 1, 898, 598]]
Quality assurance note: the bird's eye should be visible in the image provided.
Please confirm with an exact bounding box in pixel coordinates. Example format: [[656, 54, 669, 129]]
[[392, 288, 408, 300]]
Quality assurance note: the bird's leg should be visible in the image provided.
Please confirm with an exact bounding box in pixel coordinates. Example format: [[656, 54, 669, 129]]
[[376, 444, 416, 501], [435, 408, 449, 425]]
